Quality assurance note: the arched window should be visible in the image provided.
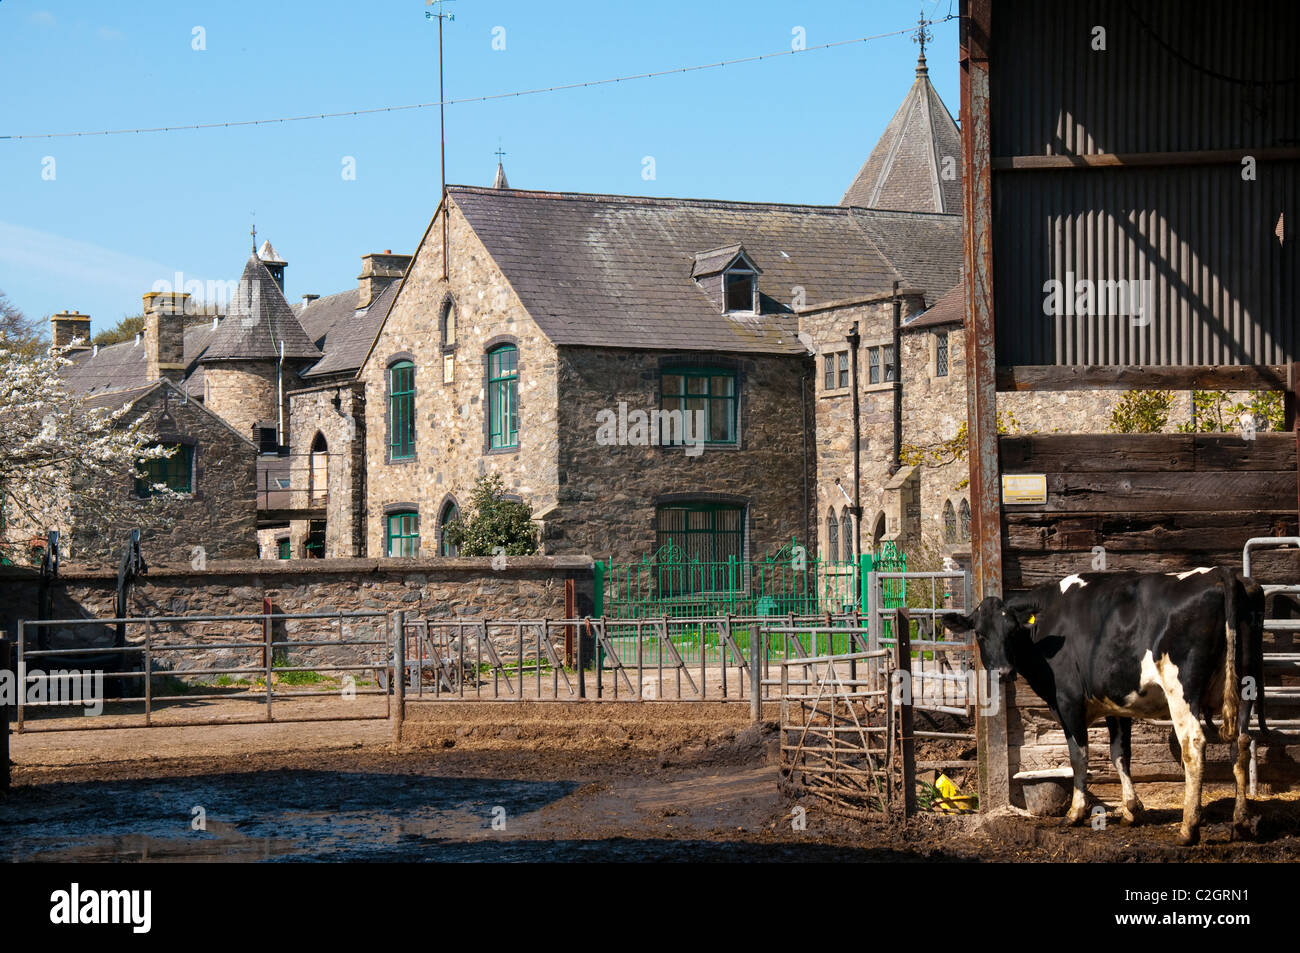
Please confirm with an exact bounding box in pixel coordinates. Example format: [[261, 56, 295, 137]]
[[840, 510, 853, 562], [871, 513, 886, 556], [440, 299, 457, 349], [438, 500, 460, 557], [943, 499, 957, 543], [487, 344, 518, 449], [826, 509, 839, 562], [959, 498, 972, 542], [309, 432, 328, 503], [388, 359, 415, 460]]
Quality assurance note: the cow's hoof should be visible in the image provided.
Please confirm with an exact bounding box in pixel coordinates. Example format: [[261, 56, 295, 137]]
[[1120, 804, 1144, 827], [1176, 826, 1200, 847], [1062, 810, 1088, 828], [1231, 819, 1255, 842]]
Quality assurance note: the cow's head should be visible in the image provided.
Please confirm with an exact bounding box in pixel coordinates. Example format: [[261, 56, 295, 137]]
[[941, 597, 1037, 680]]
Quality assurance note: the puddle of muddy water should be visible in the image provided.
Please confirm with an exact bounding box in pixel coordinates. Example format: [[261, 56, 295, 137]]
[[2, 771, 579, 862]]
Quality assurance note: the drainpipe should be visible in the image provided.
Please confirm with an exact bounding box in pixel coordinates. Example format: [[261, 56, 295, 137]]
[[847, 322, 862, 563], [890, 281, 902, 475], [277, 339, 285, 449], [800, 375, 810, 549]]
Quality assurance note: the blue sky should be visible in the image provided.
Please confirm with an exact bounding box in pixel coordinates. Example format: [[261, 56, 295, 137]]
[[0, 0, 959, 331]]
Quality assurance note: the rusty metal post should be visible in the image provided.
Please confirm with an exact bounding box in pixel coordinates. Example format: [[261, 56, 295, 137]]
[[564, 578, 575, 667], [896, 607, 916, 817], [391, 611, 405, 744], [960, 0, 1009, 811]]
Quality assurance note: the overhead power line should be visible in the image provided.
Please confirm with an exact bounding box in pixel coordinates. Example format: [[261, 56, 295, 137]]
[[1, 17, 955, 141]]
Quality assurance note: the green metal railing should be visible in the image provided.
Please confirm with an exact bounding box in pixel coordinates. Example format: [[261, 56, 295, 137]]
[[593, 539, 906, 663]]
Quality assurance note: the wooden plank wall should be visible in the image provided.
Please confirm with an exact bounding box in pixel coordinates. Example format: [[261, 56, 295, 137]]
[[998, 432, 1300, 793], [1000, 433, 1300, 587]]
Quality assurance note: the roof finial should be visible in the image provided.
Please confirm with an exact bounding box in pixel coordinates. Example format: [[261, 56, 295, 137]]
[[912, 8, 931, 75], [250, 214, 257, 254], [493, 142, 509, 189]]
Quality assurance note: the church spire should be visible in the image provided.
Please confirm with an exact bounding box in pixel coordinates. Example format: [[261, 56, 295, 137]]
[[492, 145, 509, 189]]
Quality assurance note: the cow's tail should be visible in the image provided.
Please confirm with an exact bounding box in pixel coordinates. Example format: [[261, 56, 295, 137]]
[[1219, 566, 1242, 743]]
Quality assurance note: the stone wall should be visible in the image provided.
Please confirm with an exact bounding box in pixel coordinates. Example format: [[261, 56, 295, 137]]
[[284, 380, 367, 557], [0, 556, 594, 673], [551, 345, 812, 561], [357, 199, 559, 558], [202, 361, 306, 446], [2, 385, 258, 567], [799, 293, 926, 562]]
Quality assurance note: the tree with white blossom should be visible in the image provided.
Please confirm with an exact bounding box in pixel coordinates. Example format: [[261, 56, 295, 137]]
[[0, 342, 175, 563]]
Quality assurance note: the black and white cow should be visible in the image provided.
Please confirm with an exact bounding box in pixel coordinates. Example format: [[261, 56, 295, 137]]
[[943, 566, 1264, 846]]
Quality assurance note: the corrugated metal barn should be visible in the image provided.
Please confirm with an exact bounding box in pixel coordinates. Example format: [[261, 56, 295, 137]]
[[959, 0, 1300, 809]]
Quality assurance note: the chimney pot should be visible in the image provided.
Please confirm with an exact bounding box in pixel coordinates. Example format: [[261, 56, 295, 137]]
[[50, 310, 92, 350]]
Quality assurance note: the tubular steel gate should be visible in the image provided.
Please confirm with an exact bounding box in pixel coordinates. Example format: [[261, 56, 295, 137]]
[[14, 610, 391, 731], [1243, 537, 1300, 794]]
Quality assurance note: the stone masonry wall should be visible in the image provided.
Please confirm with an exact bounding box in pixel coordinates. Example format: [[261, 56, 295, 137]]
[[551, 346, 812, 562], [202, 362, 304, 445], [0, 557, 594, 674], [2, 385, 258, 567], [358, 199, 559, 558], [285, 381, 367, 557]]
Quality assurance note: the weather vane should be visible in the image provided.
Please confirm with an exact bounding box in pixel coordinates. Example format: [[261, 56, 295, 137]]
[[250, 213, 256, 254], [913, 9, 932, 58], [495, 142, 506, 162]]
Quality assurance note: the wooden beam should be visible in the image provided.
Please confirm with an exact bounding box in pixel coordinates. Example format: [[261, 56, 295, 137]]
[[960, 0, 1008, 812], [1000, 433, 1297, 473], [992, 147, 1300, 171], [996, 364, 1290, 392], [1003, 471, 1296, 514]]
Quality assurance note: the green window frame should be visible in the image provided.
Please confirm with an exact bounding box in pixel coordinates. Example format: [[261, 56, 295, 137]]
[[135, 444, 193, 497], [386, 511, 420, 557], [654, 502, 745, 594], [389, 360, 415, 460], [277, 537, 291, 560], [438, 502, 460, 557], [660, 367, 737, 445], [488, 344, 518, 449]]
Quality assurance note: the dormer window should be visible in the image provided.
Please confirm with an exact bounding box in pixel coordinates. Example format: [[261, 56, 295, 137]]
[[691, 243, 762, 315], [724, 268, 757, 313]]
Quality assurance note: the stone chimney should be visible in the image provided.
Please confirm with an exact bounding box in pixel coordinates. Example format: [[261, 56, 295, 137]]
[[357, 250, 411, 309], [50, 311, 92, 351], [142, 291, 191, 382]]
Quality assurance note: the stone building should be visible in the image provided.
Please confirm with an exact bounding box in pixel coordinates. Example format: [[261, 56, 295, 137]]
[[35, 54, 1169, 574]]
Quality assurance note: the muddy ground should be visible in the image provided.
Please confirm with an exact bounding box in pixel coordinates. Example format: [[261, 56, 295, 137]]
[[7, 700, 1300, 861]]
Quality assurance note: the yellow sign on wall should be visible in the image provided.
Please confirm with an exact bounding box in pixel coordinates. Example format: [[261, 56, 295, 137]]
[[1002, 473, 1047, 505]]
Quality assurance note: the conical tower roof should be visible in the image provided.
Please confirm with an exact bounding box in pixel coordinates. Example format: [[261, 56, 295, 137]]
[[493, 160, 510, 190], [200, 255, 321, 362], [257, 239, 286, 266], [840, 53, 962, 214]]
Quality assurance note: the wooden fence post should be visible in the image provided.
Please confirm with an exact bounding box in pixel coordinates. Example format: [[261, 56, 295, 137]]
[[749, 624, 762, 722], [896, 607, 916, 818]]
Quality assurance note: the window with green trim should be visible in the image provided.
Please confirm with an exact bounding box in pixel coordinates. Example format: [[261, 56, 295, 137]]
[[654, 502, 745, 594], [135, 444, 193, 497], [389, 360, 415, 459], [660, 367, 737, 445], [488, 344, 518, 449], [386, 511, 420, 557], [438, 502, 460, 556], [277, 537, 291, 560]]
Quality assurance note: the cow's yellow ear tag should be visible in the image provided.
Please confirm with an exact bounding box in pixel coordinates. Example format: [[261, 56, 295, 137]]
[[1027, 614, 1036, 626]]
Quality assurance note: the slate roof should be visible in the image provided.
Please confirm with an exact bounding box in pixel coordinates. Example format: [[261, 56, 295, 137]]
[[199, 255, 321, 363], [294, 287, 360, 354], [63, 320, 222, 398], [840, 55, 963, 215], [905, 279, 964, 330], [448, 186, 960, 354], [849, 208, 963, 308], [302, 278, 399, 379]]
